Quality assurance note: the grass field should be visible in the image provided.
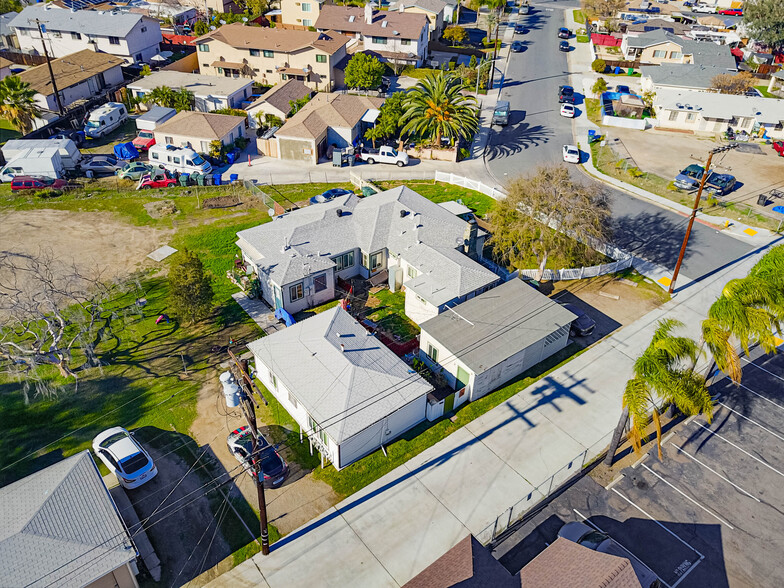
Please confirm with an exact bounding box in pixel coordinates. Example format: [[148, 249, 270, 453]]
[[0, 119, 21, 144], [365, 288, 420, 340], [376, 179, 495, 217], [754, 85, 778, 99], [573, 9, 586, 24]]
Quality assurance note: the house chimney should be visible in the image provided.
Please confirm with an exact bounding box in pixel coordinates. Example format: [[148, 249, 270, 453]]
[[463, 218, 478, 260], [399, 3, 404, 12], [364, 3, 373, 25], [341, 343, 345, 352]]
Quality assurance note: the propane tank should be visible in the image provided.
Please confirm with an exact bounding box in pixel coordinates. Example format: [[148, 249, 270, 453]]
[[220, 371, 240, 408]]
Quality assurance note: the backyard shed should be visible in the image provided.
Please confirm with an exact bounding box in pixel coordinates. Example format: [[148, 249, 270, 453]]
[[418, 279, 577, 403], [247, 306, 433, 469]]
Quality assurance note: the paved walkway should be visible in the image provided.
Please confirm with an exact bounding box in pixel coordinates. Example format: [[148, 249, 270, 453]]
[[231, 292, 284, 335]]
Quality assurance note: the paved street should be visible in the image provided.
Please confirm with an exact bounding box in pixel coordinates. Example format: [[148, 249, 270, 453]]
[[485, 3, 754, 283], [493, 349, 784, 588]]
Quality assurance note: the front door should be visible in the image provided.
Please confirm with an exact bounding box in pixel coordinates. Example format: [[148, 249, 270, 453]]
[[273, 285, 283, 310], [456, 365, 470, 391]]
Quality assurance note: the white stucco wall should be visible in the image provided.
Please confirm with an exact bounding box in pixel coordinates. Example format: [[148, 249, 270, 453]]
[[404, 289, 439, 325]]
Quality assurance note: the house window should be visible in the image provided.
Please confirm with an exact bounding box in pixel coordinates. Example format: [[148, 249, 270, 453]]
[[263, 50, 274, 58], [686, 112, 696, 121], [150, 151, 159, 160], [288, 390, 298, 408], [281, 74, 288, 80], [652, 50, 667, 58], [250, 49, 260, 56], [270, 371, 277, 389], [71, 32, 81, 40], [316, 54, 326, 63], [51, 31, 61, 38], [302, 2, 311, 10], [669, 51, 682, 59], [332, 251, 354, 271], [201, 141, 210, 152], [426, 343, 439, 362], [290, 282, 304, 301], [320, 429, 329, 447], [141, 26, 147, 33], [109, 36, 120, 45], [669, 110, 678, 121], [407, 266, 418, 279], [165, 136, 174, 144], [198, 44, 210, 52], [370, 251, 383, 271], [266, 69, 273, 73], [313, 273, 327, 293], [372, 36, 385, 44], [362, 251, 369, 268], [303, 19, 313, 27], [401, 39, 411, 46]]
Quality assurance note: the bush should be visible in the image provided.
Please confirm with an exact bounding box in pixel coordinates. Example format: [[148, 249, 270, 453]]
[[33, 188, 62, 198], [459, 147, 470, 161], [592, 58, 607, 73]]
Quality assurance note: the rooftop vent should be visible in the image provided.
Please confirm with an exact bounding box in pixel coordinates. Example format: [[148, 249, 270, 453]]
[[400, 210, 408, 218], [336, 208, 343, 217], [393, 30, 399, 35], [348, 15, 355, 22], [382, 21, 387, 28]]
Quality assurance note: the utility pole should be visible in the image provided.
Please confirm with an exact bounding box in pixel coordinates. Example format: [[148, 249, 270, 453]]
[[668, 143, 738, 294], [228, 349, 271, 555], [32, 19, 64, 116]]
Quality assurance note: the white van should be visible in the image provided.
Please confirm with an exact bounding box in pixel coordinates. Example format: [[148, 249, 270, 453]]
[[84, 102, 128, 139], [148, 145, 213, 175]]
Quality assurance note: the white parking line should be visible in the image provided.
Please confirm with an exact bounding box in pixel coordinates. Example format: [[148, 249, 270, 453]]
[[641, 463, 734, 529], [692, 422, 784, 479], [741, 356, 784, 383], [717, 402, 784, 443], [670, 442, 760, 502], [737, 381, 784, 412]]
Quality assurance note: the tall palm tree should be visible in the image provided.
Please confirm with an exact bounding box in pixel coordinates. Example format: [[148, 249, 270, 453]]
[[147, 86, 175, 108], [605, 319, 713, 464], [400, 71, 479, 148], [172, 88, 194, 112], [0, 76, 41, 135]]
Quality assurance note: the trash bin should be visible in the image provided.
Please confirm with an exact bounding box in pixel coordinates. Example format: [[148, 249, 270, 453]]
[[194, 173, 205, 186], [627, 68, 634, 76], [333, 151, 344, 167], [614, 66, 622, 74], [588, 129, 596, 143], [229, 173, 239, 183], [213, 174, 222, 186], [758, 194, 769, 206], [203, 174, 213, 186], [179, 173, 190, 187]]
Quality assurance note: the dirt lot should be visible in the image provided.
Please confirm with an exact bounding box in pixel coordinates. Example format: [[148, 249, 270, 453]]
[[0, 209, 172, 279]]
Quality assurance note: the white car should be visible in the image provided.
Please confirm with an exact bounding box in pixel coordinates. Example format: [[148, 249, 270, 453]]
[[563, 145, 580, 164], [560, 104, 576, 118], [691, 3, 715, 13], [93, 427, 158, 489]]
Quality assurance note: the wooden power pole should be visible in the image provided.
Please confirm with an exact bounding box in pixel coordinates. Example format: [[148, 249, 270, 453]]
[[32, 19, 64, 116]]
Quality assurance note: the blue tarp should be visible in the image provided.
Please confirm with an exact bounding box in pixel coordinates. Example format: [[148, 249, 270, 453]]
[[274, 307, 296, 326], [113, 142, 139, 161]]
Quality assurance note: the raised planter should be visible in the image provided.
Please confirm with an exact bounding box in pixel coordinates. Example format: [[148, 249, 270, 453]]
[[406, 146, 458, 162]]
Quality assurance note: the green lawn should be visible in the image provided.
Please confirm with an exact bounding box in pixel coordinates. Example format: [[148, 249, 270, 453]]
[[585, 98, 603, 126], [0, 118, 21, 144], [576, 34, 589, 43], [573, 9, 586, 24], [365, 288, 420, 340], [754, 85, 778, 99], [377, 180, 495, 217]]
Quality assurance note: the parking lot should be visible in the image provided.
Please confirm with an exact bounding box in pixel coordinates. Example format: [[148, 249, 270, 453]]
[[493, 349, 784, 587]]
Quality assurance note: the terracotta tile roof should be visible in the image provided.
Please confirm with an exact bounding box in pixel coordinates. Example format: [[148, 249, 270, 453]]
[[276, 92, 384, 139], [316, 5, 428, 40], [154, 110, 245, 141], [17, 50, 124, 97], [195, 22, 348, 55]]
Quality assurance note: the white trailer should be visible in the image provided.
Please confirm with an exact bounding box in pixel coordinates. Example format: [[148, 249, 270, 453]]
[[0, 147, 65, 182], [2, 138, 82, 170], [84, 102, 129, 139]]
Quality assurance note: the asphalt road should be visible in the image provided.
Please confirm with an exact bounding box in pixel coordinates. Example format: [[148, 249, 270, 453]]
[[484, 4, 753, 282]]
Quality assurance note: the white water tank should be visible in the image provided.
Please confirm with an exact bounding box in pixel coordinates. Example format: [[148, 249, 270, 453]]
[[220, 371, 240, 408]]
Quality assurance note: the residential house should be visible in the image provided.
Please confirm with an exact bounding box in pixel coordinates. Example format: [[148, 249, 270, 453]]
[[194, 23, 348, 91], [235, 186, 499, 323], [315, 4, 429, 67], [403, 535, 644, 587], [623, 18, 691, 36], [272, 92, 384, 163], [152, 111, 246, 153], [621, 29, 735, 66], [17, 49, 125, 113], [0, 451, 140, 588], [127, 71, 253, 112], [0, 12, 19, 50], [247, 306, 433, 470], [388, 0, 449, 35], [653, 87, 784, 139], [418, 279, 576, 408], [640, 63, 737, 92], [10, 4, 162, 64], [279, 0, 328, 29], [246, 79, 313, 127]]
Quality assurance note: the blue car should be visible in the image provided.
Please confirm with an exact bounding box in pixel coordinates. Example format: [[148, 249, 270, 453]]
[[674, 164, 704, 190], [309, 188, 354, 205], [705, 172, 736, 196]]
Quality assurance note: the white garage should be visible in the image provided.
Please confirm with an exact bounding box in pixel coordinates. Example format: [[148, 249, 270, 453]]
[[248, 306, 433, 470]]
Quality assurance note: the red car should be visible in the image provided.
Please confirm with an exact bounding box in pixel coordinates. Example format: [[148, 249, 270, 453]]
[[132, 130, 156, 151], [718, 8, 742, 15], [774, 141, 784, 157], [10, 175, 70, 191], [137, 171, 178, 189]]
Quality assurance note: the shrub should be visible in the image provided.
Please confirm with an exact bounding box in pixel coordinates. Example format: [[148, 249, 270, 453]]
[[33, 188, 62, 198], [592, 58, 607, 73], [459, 147, 470, 161]]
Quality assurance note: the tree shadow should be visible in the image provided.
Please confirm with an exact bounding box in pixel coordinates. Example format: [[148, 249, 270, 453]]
[[485, 121, 554, 158]]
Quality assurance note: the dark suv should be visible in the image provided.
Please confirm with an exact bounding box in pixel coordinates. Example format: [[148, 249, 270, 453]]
[[558, 85, 575, 104], [558, 27, 571, 38]]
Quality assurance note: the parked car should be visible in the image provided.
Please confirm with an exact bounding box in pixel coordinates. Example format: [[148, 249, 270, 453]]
[[93, 427, 157, 490], [673, 164, 705, 190], [10, 175, 70, 191], [137, 170, 178, 189], [358, 145, 409, 167], [117, 161, 155, 180], [558, 522, 661, 588], [562, 145, 580, 164], [493, 100, 511, 125], [559, 40, 570, 52], [310, 188, 354, 205], [514, 23, 527, 34], [227, 426, 288, 488], [51, 129, 85, 147], [561, 303, 596, 336], [558, 85, 575, 104], [80, 155, 121, 176], [705, 172, 736, 196], [132, 130, 156, 151], [691, 3, 715, 13], [519, 2, 530, 15], [718, 8, 742, 15], [560, 103, 576, 118], [558, 27, 571, 38], [773, 141, 784, 157], [616, 85, 631, 94], [511, 40, 525, 52]]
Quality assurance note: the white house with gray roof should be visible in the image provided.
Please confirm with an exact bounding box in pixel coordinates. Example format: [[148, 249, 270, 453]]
[[248, 306, 433, 469], [0, 451, 139, 588], [127, 71, 254, 112], [236, 186, 500, 324], [419, 279, 577, 405], [10, 4, 161, 64]]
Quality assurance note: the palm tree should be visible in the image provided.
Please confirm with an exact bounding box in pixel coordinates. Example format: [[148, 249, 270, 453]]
[[172, 88, 194, 112], [147, 86, 175, 108], [0, 76, 41, 135], [400, 71, 479, 148], [605, 319, 713, 464]]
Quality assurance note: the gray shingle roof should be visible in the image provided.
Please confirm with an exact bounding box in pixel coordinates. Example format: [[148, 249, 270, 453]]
[[654, 87, 784, 125], [0, 451, 136, 588], [389, 0, 449, 15], [419, 279, 577, 373], [236, 186, 499, 305], [248, 306, 433, 442], [627, 30, 736, 69], [10, 4, 150, 37], [641, 63, 736, 90]]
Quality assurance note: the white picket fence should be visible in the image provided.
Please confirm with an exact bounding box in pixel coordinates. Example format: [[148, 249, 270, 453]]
[[434, 171, 507, 200]]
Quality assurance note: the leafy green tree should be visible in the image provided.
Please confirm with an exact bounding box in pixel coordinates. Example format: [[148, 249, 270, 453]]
[[469, 55, 478, 69], [0, 0, 23, 12], [443, 26, 468, 46], [213, 107, 248, 117], [400, 71, 479, 147], [591, 77, 607, 97], [364, 125, 385, 148], [591, 58, 606, 73], [370, 91, 405, 144], [147, 86, 175, 108], [605, 319, 713, 464], [344, 53, 386, 91], [743, 0, 784, 50], [288, 95, 311, 116], [193, 20, 209, 36], [168, 250, 214, 324], [140, 64, 152, 77], [172, 88, 194, 111], [0, 76, 41, 134]]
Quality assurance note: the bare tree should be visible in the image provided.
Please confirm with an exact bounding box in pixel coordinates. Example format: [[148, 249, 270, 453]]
[[490, 165, 612, 281], [583, 0, 625, 18], [0, 250, 127, 401], [710, 72, 756, 95]]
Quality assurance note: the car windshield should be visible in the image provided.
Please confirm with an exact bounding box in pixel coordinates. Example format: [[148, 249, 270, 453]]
[[710, 174, 732, 187], [388, 148, 398, 156], [192, 154, 206, 165], [580, 530, 609, 549], [99, 432, 127, 448], [494, 107, 507, 115], [567, 148, 578, 155], [119, 452, 149, 474], [139, 131, 153, 138], [86, 120, 100, 129]]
